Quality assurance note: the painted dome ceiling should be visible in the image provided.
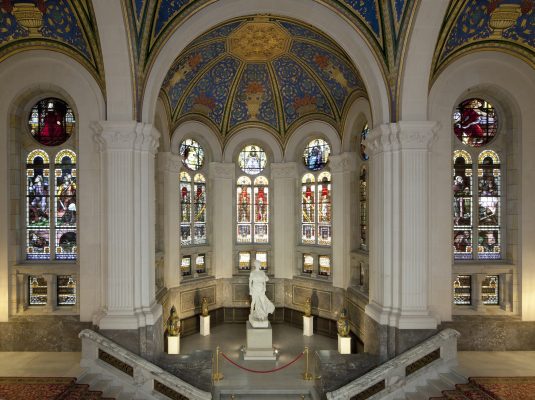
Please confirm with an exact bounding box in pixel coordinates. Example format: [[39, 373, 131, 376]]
[[160, 16, 367, 140]]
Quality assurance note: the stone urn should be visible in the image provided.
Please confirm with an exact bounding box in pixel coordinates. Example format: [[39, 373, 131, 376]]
[[337, 308, 350, 337], [489, 4, 521, 39], [12, 2, 44, 37], [167, 306, 181, 336]]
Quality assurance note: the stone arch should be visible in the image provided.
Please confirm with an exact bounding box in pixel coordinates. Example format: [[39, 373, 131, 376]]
[[284, 120, 341, 162], [341, 97, 372, 153], [223, 127, 283, 164], [171, 120, 223, 163]]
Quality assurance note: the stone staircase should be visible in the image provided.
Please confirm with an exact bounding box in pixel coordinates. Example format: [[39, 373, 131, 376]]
[[397, 369, 467, 400], [77, 371, 145, 400]]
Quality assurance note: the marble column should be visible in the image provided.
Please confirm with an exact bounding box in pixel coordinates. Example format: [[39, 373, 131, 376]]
[[271, 163, 297, 279], [209, 162, 235, 278], [364, 122, 438, 329], [93, 121, 162, 334], [330, 153, 357, 289], [158, 152, 181, 288]]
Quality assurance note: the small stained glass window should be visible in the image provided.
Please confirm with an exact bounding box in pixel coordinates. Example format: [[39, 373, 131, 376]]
[[453, 275, 471, 305], [57, 275, 76, 306], [28, 98, 75, 146], [181, 255, 191, 276], [238, 251, 251, 271], [29, 276, 47, 305], [317, 172, 332, 246], [360, 123, 369, 161], [180, 139, 205, 170], [318, 255, 331, 276], [303, 254, 313, 274], [482, 275, 499, 305], [303, 139, 330, 171], [238, 145, 267, 175], [453, 98, 497, 147], [196, 254, 206, 274], [359, 166, 368, 251], [256, 251, 268, 271]]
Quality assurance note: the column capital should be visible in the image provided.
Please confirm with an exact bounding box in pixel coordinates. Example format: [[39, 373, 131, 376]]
[[157, 152, 182, 173], [364, 121, 439, 155], [92, 121, 160, 154], [329, 152, 357, 173], [271, 162, 297, 179], [209, 162, 235, 179]]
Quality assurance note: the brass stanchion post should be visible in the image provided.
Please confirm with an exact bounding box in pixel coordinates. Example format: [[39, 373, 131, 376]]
[[302, 346, 313, 381], [213, 345, 224, 381]]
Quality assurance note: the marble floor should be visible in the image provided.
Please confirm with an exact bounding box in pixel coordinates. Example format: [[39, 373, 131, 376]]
[[0, 325, 535, 394]]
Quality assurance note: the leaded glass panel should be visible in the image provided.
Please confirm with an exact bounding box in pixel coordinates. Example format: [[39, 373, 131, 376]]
[[453, 98, 497, 147], [29, 276, 47, 305], [196, 254, 206, 274], [319, 255, 331, 276], [360, 123, 369, 161], [478, 151, 501, 260], [193, 174, 206, 244], [55, 150, 77, 260], [181, 255, 191, 276], [453, 275, 471, 305], [453, 150, 473, 260], [180, 172, 192, 246], [359, 166, 368, 251], [317, 172, 332, 246], [27, 150, 50, 260], [238, 251, 251, 271], [180, 139, 205, 170], [253, 176, 269, 243], [303, 139, 330, 171], [303, 254, 313, 274], [238, 145, 267, 175], [237, 176, 252, 243], [57, 275, 76, 306], [28, 98, 75, 147], [256, 251, 268, 271], [482, 275, 499, 305]]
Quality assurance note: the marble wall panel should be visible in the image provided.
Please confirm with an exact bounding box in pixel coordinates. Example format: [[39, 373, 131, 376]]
[[232, 283, 274, 303], [292, 285, 332, 313], [179, 284, 216, 313]]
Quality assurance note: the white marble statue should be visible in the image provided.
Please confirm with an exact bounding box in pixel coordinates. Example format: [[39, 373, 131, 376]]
[[249, 260, 275, 327]]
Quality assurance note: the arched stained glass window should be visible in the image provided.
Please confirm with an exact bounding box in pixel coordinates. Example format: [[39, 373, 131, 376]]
[[54, 150, 77, 260], [27, 150, 50, 259], [303, 139, 330, 171], [317, 172, 332, 246], [453, 98, 497, 147], [237, 175, 269, 243], [28, 98, 75, 147], [453, 150, 473, 260], [193, 174, 207, 244], [359, 166, 368, 251], [301, 174, 316, 245], [478, 150, 501, 260], [360, 123, 369, 161], [238, 145, 267, 175], [180, 172, 192, 246], [301, 171, 331, 246], [180, 139, 205, 170]]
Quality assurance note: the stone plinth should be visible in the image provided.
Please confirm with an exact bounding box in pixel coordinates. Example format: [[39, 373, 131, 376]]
[[338, 335, 351, 354], [244, 321, 276, 360], [167, 336, 180, 354], [303, 316, 314, 336], [200, 315, 210, 336], [249, 314, 269, 328]]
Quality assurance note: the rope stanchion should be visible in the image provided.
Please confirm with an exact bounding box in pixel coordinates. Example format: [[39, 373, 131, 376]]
[[212, 346, 224, 381], [220, 350, 304, 374], [302, 346, 313, 381]]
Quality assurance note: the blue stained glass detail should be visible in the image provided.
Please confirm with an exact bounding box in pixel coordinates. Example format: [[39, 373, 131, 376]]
[[164, 41, 226, 112], [41, 0, 89, 57], [341, 0, 381, 37], [0, 9, 28, 44], [154, 0, 191, 37], [229, 64, 279, 132], [272, 56, 333, 127], [291, 41, 361, 113], [180, 56, 241, 128]]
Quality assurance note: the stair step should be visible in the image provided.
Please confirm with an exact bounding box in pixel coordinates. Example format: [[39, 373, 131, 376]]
[[439, 371, 467, 387], [78, 373, 101, 385], [405, 390, 429, 400], [89, 378, 113, 393]]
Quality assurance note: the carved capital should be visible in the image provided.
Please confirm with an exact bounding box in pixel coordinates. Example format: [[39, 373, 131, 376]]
[[209, 162, 235, 179], [363, 124, 400, 156], [270, 162, 297, 179], [329, 152, 356, 173], [157, 152, 182, 173], [396, 121, 438, 150], [92, 121, 160, 154]]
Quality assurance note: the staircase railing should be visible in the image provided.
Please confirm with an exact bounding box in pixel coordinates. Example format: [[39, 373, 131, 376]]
[[326, 328, 460, 400], [79, 329, 212, 400]]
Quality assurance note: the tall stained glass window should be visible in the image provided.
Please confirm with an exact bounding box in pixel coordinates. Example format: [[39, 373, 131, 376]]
[[453, 150, 473, 260], [27, 150, 50, 260], [478, 151, 501, 260], [359, 166, 368, 251], [301, 171, 331, 246], [55, 150, 77, 260], [237, 175, 269, 243], [180, 172, 207, 246]]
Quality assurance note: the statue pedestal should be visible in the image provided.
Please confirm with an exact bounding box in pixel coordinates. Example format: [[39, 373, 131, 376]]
[[244, 321, 276, 360], [167, 336, 180, 354], [200, 315, 210, 336], [303, 316, 314, 336], [338, 335, 351, 354]]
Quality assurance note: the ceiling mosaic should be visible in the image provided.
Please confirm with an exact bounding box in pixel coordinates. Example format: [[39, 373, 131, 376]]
[[160, 16, 366, 141], [432, 0, 535, 82], [124, 0, 418, 120], [0, 0, 104, 89]]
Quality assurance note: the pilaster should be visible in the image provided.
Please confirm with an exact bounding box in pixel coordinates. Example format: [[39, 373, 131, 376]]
[[209, 162, 235, 278], [330, 153, 357, 289], [92, 121, 162, 330], [271, 163, 297, 280]]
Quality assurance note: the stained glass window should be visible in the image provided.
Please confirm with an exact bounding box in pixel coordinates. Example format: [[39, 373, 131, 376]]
[[360, 123, 369, 161], [256, 251, 268, 271], [453, 150, 473, 260], [237, 175, 269, 243], [319, 255, 331, 276], [179, 172, 192, 246], [359, 166, 368, 251], [179, 139, 205, 170], [57, 275, 76, 306], [193, 174, 207, 244], [303, 254, 313, 274], [55, 150, 77, 260], [317, 172, 332, 246], [301, 174, 316, 245], [238, 251, 251, 271], [238, 145, 267, 175], [29, 276, 47, 305], [195, 254, 206, 274], [482, 275, 499, 305], [27, 150, 50, 260], [453, 98, 497, 147], [28, 98, 75, 147], [301, 172, 331, 246], [453, 275, 471, 305], [303, 139, 330, 171], [478, 151, 501, 260], [181, 255, 192, 276]]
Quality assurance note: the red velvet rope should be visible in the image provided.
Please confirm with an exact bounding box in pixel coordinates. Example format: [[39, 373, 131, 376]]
[[220, 351, 304, 374]]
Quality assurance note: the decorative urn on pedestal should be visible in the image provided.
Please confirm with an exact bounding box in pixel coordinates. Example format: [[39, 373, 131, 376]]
[[337, 308, 350, 337], [11, 2, 44, 37]]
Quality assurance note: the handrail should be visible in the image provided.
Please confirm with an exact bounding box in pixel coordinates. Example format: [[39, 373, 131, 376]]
[[79, 329, 211, 400], [326, 328, 460, 400]]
